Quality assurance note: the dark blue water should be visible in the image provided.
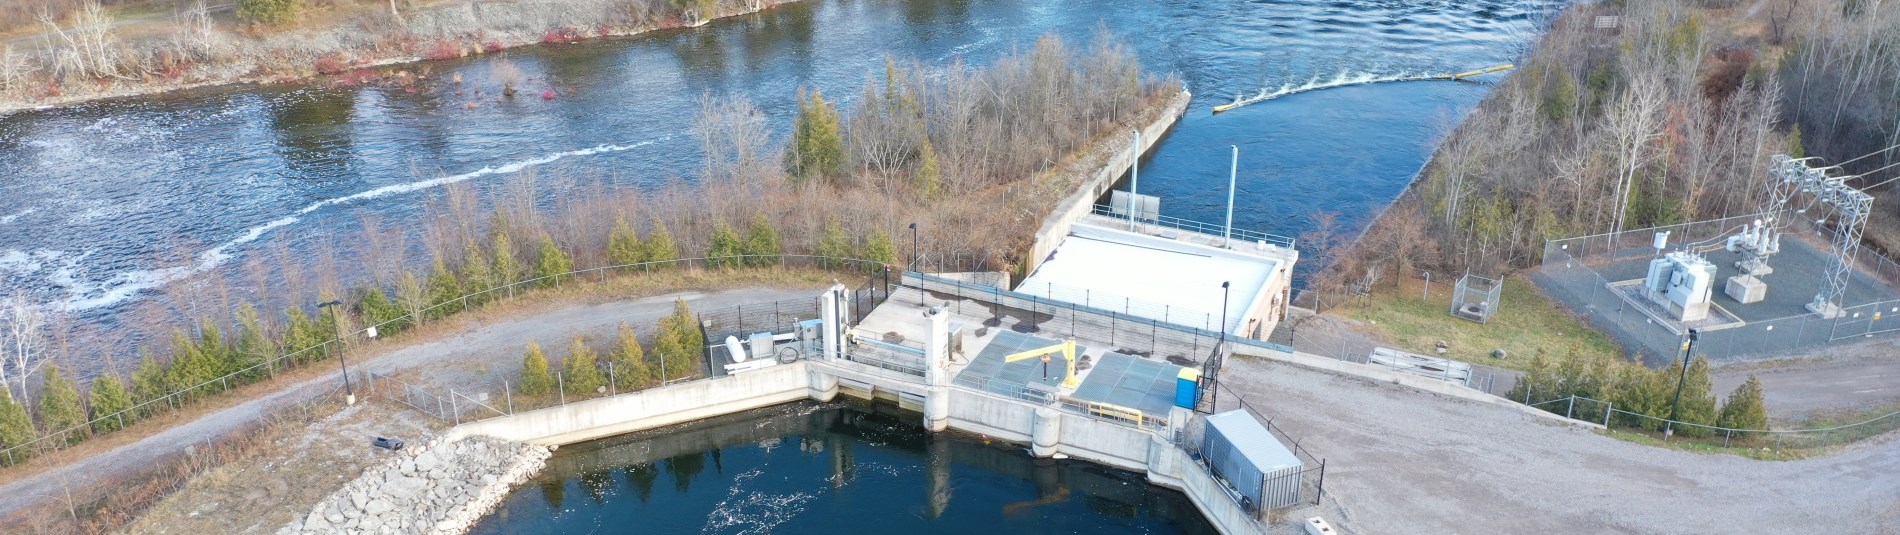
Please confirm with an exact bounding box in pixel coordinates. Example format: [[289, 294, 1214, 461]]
[[0, 0, 1547, 374], [471, 402, 1215, 534]]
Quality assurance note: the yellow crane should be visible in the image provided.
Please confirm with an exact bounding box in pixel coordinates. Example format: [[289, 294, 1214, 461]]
[[1003, 339, 1082, 389]]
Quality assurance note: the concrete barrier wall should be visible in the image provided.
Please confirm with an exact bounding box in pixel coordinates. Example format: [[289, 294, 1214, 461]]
[[444, 362, 812, 446], [1227, 345, 1598, 428], [1056, 413, 1154, 472], [945, 388, 1038, 444], [1162, 446, 1267, 535], [1024, 91, 1193, 276]]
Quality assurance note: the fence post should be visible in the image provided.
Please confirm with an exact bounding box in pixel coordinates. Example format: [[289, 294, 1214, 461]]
[[609, 362, 617, 395], [1604, 402, 1613, 428], [1315, 459, 1326, 506], [1724, 429, 1732, 447], [558, 372, 566, 405], [505, 380, 514, 414], [1566, 395, 1576, 420], [451, 389, 460, 425]]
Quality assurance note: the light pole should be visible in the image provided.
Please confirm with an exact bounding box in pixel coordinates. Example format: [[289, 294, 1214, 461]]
[[1666, 328, 1699, 437], [909, 222, 922, 306], [1207, 281, 1230, 412], [317, 300, 356, 405]]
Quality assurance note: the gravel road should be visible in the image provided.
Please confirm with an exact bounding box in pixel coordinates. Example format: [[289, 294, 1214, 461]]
[[1222, 355, 1900, 534], [0, 285, 824, 523]]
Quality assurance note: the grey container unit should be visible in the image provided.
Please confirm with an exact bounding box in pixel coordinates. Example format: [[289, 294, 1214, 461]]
[[1202, 410, 1303, 514]]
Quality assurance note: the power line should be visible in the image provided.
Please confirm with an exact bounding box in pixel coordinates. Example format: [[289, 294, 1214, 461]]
[[1835, 142, 1900, 169]]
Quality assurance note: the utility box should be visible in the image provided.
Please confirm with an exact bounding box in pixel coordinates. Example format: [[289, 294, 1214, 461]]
[[1202, 410, 1303, 513]]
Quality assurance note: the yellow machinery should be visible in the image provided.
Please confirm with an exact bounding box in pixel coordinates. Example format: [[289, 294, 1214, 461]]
[[1003, 339, 1082, 389]]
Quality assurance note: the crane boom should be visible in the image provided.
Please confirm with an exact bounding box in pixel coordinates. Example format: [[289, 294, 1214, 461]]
[[1002, 340, 1081, 389]]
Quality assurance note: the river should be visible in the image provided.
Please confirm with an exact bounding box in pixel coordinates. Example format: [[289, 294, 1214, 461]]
[[0, 0, 1544, 376], [470, 401, 1217, 534]]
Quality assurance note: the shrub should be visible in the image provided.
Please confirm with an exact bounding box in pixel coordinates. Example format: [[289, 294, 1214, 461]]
[[654, 299, 703, 380], [643, 220, 680, 267], [237, 0, 302, 26], [0, 393, 34, 463], [816, 216, 852, 268], [519, 342, 553, 395], [608, 323, 653, 390], [742, 213, 781, 267], [130, 353, 171, 417], [425, 39, 461, 61], [561, 337, 605, 395], [38, 366, 87, 445], [863, 228, 896, 270], [607, 218, 644, 268], [492, 231, 522, 290], [1718, 375, 1768, 438], [707, 221, 743, 269], [88, 372, 133, 435], [533, 235, 573, 287]]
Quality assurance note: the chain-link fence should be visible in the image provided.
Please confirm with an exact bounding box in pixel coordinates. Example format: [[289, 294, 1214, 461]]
[[1535, 215, 1900, 363], [1525, 393, 1900, 451]]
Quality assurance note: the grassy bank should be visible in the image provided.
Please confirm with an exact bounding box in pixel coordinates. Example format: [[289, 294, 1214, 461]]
[[1330, 276, 1620, 373]]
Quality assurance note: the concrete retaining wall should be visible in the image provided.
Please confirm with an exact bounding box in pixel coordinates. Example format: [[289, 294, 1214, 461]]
[[1055, 412, 1154, 472], [1024, 91, 1193, 276], [443, 362, 813, 445], [1228, 345, 1599, 428]]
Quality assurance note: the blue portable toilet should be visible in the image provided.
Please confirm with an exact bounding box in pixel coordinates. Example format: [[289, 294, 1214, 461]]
[[1175, 368, 1201, 409]]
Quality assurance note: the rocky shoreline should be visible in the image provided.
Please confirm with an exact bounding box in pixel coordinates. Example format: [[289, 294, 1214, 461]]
[[277, 436, 550, 535]]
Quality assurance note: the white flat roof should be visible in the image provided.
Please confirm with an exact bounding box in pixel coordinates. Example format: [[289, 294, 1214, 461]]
[[1019, 223, 1279, 333]]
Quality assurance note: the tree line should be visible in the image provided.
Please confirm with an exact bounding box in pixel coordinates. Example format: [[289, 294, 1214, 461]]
[[516, 298, 706, 398], [1511, 350, 1769, 440], [1319, 0, 1898, 300], [0, 30, 1175, 467]]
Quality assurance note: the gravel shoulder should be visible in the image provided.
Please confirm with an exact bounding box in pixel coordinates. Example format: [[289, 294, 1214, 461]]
[[1222, 355, 1900, 534], [0, 285, 824, 525]]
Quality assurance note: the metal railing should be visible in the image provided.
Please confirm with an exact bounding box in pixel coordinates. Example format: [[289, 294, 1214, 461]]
[[1089, 204, 1297, 249], [0, 254, 886, 464]]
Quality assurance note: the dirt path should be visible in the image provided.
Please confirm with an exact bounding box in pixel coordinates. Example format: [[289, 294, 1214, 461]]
[[1222, 356, 1900, 534], [1712, 338, 1900, 421], [0, 285, 822, 523]]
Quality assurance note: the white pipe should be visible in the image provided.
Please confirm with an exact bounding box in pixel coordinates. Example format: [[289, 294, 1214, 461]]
[[1226, 145, 1238, 247]]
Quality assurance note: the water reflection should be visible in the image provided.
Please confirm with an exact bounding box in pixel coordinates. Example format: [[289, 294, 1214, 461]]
[[473, 401, 1214, 534]]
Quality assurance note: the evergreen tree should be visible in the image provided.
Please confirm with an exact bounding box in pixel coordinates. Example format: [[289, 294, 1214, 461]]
[[707, 221, 744, 269], [533, 235, 574, 287], [562, 337, 605, 396], [608, 323, 653, 390], [1609, 365, 1672, 431], [913, 140, 942, 199], [236, 0, 302, 26], [88, 372, 133, 435], [282, 307, 324, 365], [519, 342, 553, 396], [356, 286, 403, 336], [460, 240, 494, 304], [0, 392, 34, 463], [643, 220, 680, 268], [1672, 356, 1720, 436], [167, 330, 218, 401], [37, 365, 87, 445], [742, 213, 782, 267], [427, 257, 464, 317], [654, 299, 704, 380], [816, 216, 853, 269], [196, 320, 231, 378], [863, 228, 896, 271], [608, 218, 645, 269], [785, 89, 845, 182], [493, 231, 522, 291], [1717, 375, 1769, 439], [1786, 125, 1805, 159], [232, 304, 275, 383], [130, 352, 171, 417]]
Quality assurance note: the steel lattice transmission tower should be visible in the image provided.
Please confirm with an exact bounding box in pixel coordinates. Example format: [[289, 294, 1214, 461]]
[[1770, 155, 1875, 318]]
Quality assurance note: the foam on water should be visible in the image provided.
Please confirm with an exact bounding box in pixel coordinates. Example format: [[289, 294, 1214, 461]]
[[1225, 68, 1447, 108], [0, 207, 35, 225], [702, 467, 817, 535], [49, 140, 661, 312]]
